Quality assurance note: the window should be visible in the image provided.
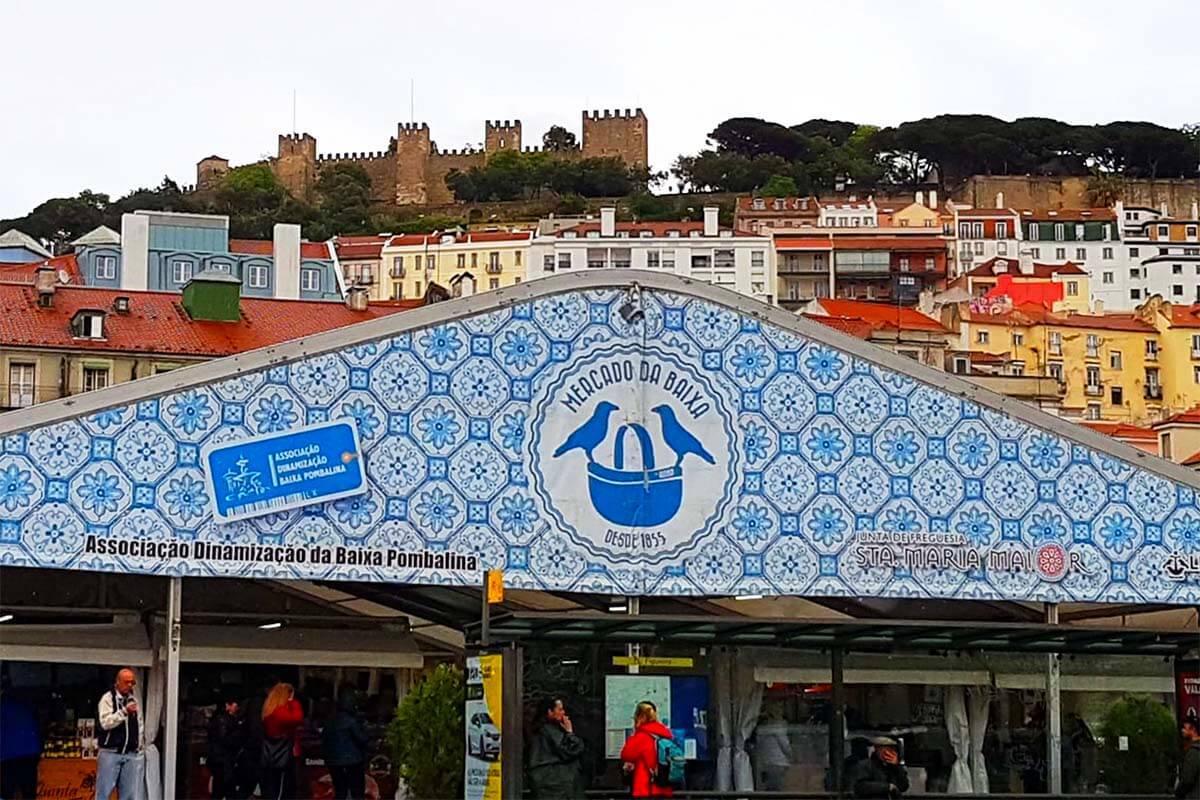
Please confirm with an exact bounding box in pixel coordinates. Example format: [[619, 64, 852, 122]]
[[392, 256, 404, 277], [1159, 225, 1169, 238], [974, 241, 984, 255], [426, 255, 435, 271], [1075, 224, 1085, 240], [752, 198, 765, 210], [1111, 386, 1123, 406], [1048, 362, 1063, 381], [248, 263, 269, 288], [558, 253, 572, 271], [8, 363, 34, 408], [997, 241, 1008, 255], [691, 254, 712, 270], [996, 221, 1008, 238], [1067, 281, 1078, 297], [171, 259, 193, 285], [515, 251, 522, 266], [1049, 331, 1062, 355], [543, 254, 555, 272], [1076, 248, 1086, 260], [1174, 285, 1184, 297], [611, 248, 631, 268], [1086, 334, 1099, 357], [414, 280, 422, 296], [1130, 288, 1141, 300], [73, 311, 104, 339], [714, 249, 735, 269], [1146, 339, 1158, 358], [587, 248, 607, 269], [489, 278, 499, 290], [1194, 365, 1200, 383], [1129, 268, 1140, 279], [647, 251, 660, 268], [209, 261, 230, 274], [488, 252, 501, 272], [1102, 272, 1113, 284], [898, 275, 915, 286], [1130, 247, 1140, 258], [924, 257, 935, 271], [1110, 350, 1122, 369], [1055, 247, 1067, 260], [899, 257, 910, 272], [1188, 226, 1198, 239], [300, 268, 320, 292], [95, 255, 117, 280], [513, 276, 521, 284], [83, 366, 110, 393], [1030, 247, 1041, 258], [751, 251, 764, 269], [471, 253, 479, 268], [953, 357, 969, 375], [1011, 332, 1025, 346], [976, 330, 990, 345], [1009, 360, 1025, 376], [1086, 365, 1100, 386], [1146, 368, 1161, 398], [1162, 432, 1173, 458], [457, 253, 466, 268], [662, 251, 675, 269], [1054, 223, 1065, 241], [391, 284, 404, 300], [971, 222, 984, 238], [1029, 223, 1040, 239], [958, 223, 970, 238], [1103, 247, 1113, 260], [1175, 264, 1184, 275]]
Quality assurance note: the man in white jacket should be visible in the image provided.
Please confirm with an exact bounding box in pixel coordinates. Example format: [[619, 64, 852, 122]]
[[96, 667, 145, 800]]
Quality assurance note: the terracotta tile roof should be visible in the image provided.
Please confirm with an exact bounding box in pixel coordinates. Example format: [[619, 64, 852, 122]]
[[334, 236, 390, 260], [1164, 305, 1200, 329], [812, 298, 949, 333], [965, 257, 1087, 278], [1154, 405, 1200, 427], [463, 231, 533, 243], [384, 234, 441, 248], [1183, 449, 1200, 467], [775, 235, 834, 251], [228, 239, 332, 260], [1079, 421, 1158, 441], [0, 284, 417, 358], [830, 236, 948, 251], [0, 253, 83, 285], [736, 196, 820, 214], [955, 208, 1020, 218], [556, 221, 759, 238], [1017, 207, 1118, 222], [801, 314, 874, 339], [966, 303, 1155, 332]]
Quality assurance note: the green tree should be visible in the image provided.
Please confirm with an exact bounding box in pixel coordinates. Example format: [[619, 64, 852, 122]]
[[758, 174, 799, 197], [312, 163, 374, 238], [2, 190, 110, 251], [1097, 696, 1178, 793], [387, 664, 464, 800], [542, 125, 578, 151]]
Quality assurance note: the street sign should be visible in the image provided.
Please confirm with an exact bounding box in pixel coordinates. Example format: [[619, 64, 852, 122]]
[[486, 569, 505, 604], [201, 421, 366, 524], [612, 656, 694, 668]]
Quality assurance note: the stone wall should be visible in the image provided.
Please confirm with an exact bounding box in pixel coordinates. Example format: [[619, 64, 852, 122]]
[[581, 108, 648, 167], [962, 175, 1200, 215]]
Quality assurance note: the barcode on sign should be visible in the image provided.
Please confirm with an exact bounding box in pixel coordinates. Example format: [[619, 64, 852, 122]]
[[226, 492, 311, 518]]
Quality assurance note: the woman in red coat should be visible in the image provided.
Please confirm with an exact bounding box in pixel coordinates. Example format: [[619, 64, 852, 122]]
[[619, 701, 674, 798], [260, 682, 304, 800]]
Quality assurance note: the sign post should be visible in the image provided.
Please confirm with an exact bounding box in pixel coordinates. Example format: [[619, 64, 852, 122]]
[[465, 653, 504, 800]]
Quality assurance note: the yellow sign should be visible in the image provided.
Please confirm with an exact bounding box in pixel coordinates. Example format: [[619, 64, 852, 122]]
[[612, 655, 694, 668], [465, 653, 503, 800], [486, 569, 504, 604]]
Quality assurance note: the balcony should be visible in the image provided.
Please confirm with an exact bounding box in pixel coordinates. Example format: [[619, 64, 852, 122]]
[[1085, 384, 1103, 396], [966, 374, 1065, 403], [390, 268, 406, 279], [1146, 350, 1159, 361], [1145, 385, 1163, 400]]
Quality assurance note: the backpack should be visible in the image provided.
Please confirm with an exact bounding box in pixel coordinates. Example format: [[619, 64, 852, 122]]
[[652, 733, 686, 789]]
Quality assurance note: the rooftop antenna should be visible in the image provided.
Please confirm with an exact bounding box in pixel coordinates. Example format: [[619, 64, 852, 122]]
[[410, 78, 415, 124], [292, 89, 297, 134]]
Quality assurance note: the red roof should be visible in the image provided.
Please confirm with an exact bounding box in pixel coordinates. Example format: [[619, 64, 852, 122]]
[[812, 298, 949, 333], [1183, 450, 1200, 466], [0, 253, 83, 285], [956, 208, 1020, 219], [736, 196, 820, 214], [464, 231, 532, 243], [966, 303, 1155, 332], [830, 236, 947, 251], [965, 257, 1087, 278], [801, 314, 874, 339], [1079, 421, 1158, 442], [1164, 305, 1200, 329], [1154, 405, 1200, 427], [228, 239, 332, 259], [1017, 208, 1117, 222], [0, 284, 418, 358], [775, 236, 833, 251], [334, 235, 390, 260], [557, 221, 758, 238]]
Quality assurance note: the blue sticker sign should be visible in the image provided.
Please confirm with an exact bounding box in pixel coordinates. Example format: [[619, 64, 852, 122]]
[[201, 421, 366, 523]]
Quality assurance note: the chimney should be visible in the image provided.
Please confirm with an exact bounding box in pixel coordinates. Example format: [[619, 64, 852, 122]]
[[995, 192, 1005, 209], [1192, 200, 1199, 220], [181, 269, 241, 322], [600, 207, 616, 237], [703, 206, 719, 237], [929, 190, 938, 209], [273, 223, 302, 299], [915, 190, 925, 207], [1093, 299, 1104, 314], [35, 265, 56, 306], [120, 213, 150, 291], [344, 285, 369, 312], [1161, 201, 1170, 216]]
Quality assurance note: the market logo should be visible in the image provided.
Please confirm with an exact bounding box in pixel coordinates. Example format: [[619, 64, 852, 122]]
[[1034, 543, 1068, 582], [531, 344, 738, 562]]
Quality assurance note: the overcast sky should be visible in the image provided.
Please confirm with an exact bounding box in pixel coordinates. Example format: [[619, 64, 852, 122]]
[[2, 0, 1197, 219]]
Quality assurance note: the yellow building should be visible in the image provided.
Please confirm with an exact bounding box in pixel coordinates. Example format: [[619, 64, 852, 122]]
[[954, 257, 1091, 314], [380, 231, 532, 300], [955, 303, 1162, 424], [1134, 297, 1200, 417]]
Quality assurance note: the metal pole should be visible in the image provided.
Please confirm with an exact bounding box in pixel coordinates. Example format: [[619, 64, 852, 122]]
[[627, 596, 640, 674], [163, 577, 182, 800], [480, 572, 490, 648], [1045, 602, 1062, 795], [831, 648, 846, 797]]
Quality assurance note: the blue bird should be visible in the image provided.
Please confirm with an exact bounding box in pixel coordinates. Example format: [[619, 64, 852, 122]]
[[553, 401, 619, 460], [651, 404, 715, 466]]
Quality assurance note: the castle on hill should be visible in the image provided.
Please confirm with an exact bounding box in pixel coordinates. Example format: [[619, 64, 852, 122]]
[[196, 109, 648, 206]]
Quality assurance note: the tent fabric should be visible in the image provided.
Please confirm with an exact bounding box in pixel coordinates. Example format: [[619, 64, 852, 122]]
[[0, 623, 152, 666], [713, 649, 734, 792], [142, 625, 167, 800], [968, 687, 991, 794], [731, 651, 764, 791], [945, 687, 973, 793], [180, 625, 422, 668]]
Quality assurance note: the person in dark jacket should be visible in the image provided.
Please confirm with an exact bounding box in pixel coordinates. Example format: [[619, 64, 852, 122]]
[[322, 686, 370, 800], [208, 691, 250, 799], [1176, 717, 1200, 799], [847, 738, 909, 799], [527, 696, 586, 799], [0, 675, 41, 800]]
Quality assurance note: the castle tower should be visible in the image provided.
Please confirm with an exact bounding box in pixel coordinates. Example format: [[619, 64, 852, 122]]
[[395, 123, 432, 205], [196, 155, 230, 191], [484, 120, 522, 155], [275, 133, 318, 199], [581, 108, 648, 167]]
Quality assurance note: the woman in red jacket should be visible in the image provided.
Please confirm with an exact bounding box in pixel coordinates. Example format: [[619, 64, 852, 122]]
[[260, 682, 304, 800], [619, 701, 674, 798]]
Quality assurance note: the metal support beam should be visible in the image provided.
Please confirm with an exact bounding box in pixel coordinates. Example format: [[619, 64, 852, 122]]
[[163, 577, 182, 800], [831, 648, 846, 797], [1045, 603, 1062, 796]]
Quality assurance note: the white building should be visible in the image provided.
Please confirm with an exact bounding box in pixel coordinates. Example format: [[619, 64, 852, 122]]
[[819, 196, 877, 228], [528, 207, 775, 304], [951, 193, 1022, 278], [1016, 207, 1127, 310], [1115, 201, 1200, 306]]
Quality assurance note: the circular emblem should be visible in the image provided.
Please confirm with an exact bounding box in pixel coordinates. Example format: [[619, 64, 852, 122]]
[[530, 343, 740, 563], [1035, 543, 1068, 582]]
